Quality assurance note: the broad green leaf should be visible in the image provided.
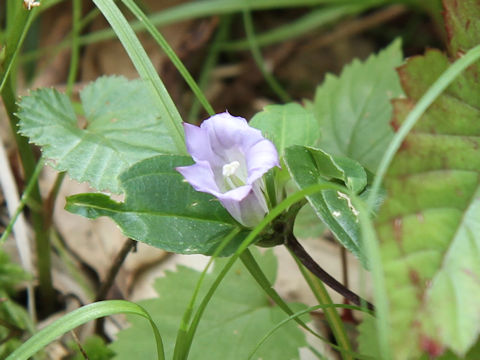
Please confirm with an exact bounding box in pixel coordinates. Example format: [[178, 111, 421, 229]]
[[284, 145, 367, 265], [65, 155, 248, 256], [312, 39, 404, 172], [110, 249, 309, 360], [373, 1, 480, 357], [18, 76, 178, 193], [250, 103, 320, 155]]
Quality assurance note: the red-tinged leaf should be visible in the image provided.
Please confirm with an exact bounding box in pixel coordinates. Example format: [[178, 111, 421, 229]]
[[373, 0, 480, 357]]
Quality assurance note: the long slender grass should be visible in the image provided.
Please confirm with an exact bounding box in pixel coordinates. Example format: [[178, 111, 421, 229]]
[[121, 0, 215, 116], [243, 10, 292, 102], [6, 301, 165, 360], [93, 0, 186, 154]]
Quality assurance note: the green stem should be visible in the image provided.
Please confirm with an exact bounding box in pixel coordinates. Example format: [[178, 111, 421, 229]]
[[93, 0, 186, 154], [221, 4, 366, 51], [182, 183, 355, 359], [172, 228, 239, 360], [180, 253, 239, 360], [239, 248, 324, 339], [292, 254, 354, 360], [248, 303, 372, 360], [0, 2, 38, 92], [66, 0, 82, 96], [187, 15, 233, 123], [242, 10, 291, 102], [122, 0, 215, 117], [1, 77, 54, 313]]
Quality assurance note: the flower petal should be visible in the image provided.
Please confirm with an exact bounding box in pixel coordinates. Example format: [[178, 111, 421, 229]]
[[183, 123, 222, 167], [177, 161, 253, 202], [245, 138, 280, 184], [219, 189, 267, 228], [178, 111, 280, 228], [216, 185, 252, 202], [203, 112, 265, 154], [176, 161, 220, 195]]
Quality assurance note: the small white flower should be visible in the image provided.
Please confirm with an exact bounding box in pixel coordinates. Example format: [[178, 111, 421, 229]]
[[23, 0, 41, 10]]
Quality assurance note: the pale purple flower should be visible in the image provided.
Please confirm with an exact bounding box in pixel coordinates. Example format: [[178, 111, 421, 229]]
[[176, 112, 279, 228]]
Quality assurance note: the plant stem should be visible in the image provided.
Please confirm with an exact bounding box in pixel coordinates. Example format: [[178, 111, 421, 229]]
[[292, 254, 354, 360], [243, 9, 292, 103], [187, 15, 232, 123], [94, 238, 136, 337], [1, 76, 54, 314], [95, 239, 136, 302], [285, 233, 374, 311], [122, 0, 215, 116], [66, 0, 82, 97]]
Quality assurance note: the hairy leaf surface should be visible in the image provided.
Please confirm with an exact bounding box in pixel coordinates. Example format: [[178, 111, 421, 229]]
[[312, 39, 404, 172], [18, 76, 178, 193], [374, 1, 480, 357]]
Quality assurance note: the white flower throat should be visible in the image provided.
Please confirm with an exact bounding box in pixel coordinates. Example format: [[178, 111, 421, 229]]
[[222, 160, 245, 189], [222, 161, 240, 177]]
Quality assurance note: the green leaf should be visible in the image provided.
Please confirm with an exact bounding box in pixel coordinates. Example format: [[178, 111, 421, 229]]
[[250, 103, 320, 155], [110, 249, 309, 360], [374, 1, 480, 357], [18, 76, 178, 193], [306, 146, 367, 193], [65, 155, 247, 256], [284, 145, 367, 265], [312, 39, 404, 172]]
